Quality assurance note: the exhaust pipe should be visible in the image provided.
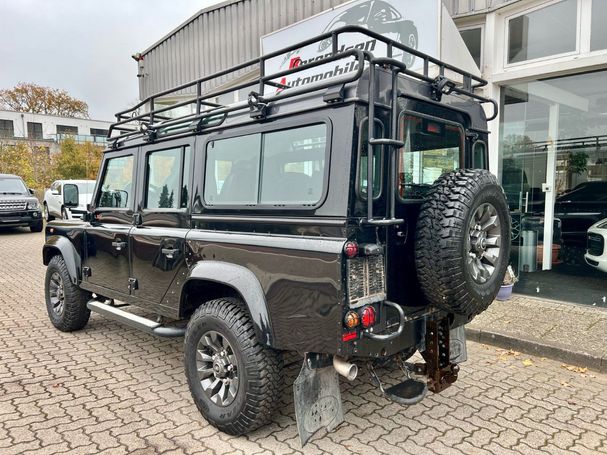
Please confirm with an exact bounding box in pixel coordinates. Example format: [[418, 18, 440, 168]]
[[333, 356, 358, 381]]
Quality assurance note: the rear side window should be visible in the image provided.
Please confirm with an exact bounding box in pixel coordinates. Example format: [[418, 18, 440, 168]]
[[204, 124, 327, 207], [97, 155, 134, 208], [472, 141, 487, 169], [398, 115, 463, 199]]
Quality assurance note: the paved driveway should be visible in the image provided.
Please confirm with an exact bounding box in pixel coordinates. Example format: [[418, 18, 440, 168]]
[[1, 227, 606, 454]]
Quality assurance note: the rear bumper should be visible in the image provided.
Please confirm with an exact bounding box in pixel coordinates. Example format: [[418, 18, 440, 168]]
[[0, 210, 42, 227]]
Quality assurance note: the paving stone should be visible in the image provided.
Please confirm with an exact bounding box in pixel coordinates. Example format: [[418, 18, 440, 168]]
[[0, 229, 606, 454]]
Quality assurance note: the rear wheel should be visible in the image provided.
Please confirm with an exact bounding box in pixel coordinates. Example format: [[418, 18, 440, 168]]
[[415, 169, 511, 319], [184, 297, 283, 435]]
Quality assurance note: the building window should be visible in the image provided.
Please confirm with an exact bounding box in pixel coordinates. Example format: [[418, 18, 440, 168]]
[[507, 0, 577, 64], [591, 0, 607, 51], [90, 128, 109, 137], [27, 122, 43, 140], [460, 27, 482, 69], [56, 125, 78, 135], [0, 119, 14, 138]]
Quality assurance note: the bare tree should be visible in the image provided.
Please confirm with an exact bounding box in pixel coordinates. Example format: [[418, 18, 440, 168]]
[[0, 83, 89, 118]]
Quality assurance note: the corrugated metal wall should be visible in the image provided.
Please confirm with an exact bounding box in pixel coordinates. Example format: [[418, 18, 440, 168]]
[[138, 0, 351, 100]]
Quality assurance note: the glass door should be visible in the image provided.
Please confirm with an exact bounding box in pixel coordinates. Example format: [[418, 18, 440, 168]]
[[499, 70, 607, 306]]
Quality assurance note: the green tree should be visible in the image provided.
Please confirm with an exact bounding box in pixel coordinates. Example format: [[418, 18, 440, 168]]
[[54, 137, 85, 179], [54, 138, 103, 180], [0, 83, 89, 118], [158, 184, 174, 208], [0, 142, 34, 186]]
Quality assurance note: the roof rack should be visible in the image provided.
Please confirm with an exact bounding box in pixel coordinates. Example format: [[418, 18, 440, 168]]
[[107, 25, 497, 148]]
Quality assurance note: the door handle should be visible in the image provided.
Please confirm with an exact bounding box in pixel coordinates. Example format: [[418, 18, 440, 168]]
[[161, 248, 179, 259], [112, 240, 127, 251]]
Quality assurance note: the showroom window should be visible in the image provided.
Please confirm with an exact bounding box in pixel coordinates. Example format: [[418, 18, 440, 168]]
[[499, 70, 607, 306], [459, 27, 482, 69], [507, 0, 578, 64], [591, 0, 607, 51]]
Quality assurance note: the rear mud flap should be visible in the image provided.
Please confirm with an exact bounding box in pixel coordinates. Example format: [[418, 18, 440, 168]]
[[293, 361, 344, 446]]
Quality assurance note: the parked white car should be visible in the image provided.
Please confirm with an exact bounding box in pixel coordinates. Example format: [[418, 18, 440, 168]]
[[584, 218, 607, 273], [43, 180, 95, 221]]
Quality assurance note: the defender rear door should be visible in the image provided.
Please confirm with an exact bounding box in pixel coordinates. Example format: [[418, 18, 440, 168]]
[[129, 139, 193, 309]]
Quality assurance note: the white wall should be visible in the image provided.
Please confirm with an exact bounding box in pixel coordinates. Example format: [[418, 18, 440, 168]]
[[0, 110, 112, 140]]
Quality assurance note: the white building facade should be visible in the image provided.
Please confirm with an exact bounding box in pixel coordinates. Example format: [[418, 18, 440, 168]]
[[448, 0, 607, 304], [0, 110, 112, 153]]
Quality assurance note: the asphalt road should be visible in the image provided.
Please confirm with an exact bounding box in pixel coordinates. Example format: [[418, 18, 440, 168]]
[[1, 227, 606, 454]]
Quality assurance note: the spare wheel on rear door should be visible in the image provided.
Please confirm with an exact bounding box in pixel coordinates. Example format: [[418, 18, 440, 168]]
[[415, 169, 511, 320]]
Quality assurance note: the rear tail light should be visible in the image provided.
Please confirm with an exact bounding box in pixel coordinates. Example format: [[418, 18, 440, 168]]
[[360, 305, 377, 328], [342, 331, 358, 342]]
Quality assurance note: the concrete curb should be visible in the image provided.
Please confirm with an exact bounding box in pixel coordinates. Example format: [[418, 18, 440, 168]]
[[465, 327, 607, 373]]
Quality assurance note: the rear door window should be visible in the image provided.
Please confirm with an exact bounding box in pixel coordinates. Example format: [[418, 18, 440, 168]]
[[144, 146, 191, 209], [398, 115, 463, 199]]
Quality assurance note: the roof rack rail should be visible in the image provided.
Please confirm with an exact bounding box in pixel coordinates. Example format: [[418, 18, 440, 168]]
[[107, 25, 497, 148]]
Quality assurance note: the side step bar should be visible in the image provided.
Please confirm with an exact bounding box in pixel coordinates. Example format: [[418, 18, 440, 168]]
[[87, 299, 186, 337]]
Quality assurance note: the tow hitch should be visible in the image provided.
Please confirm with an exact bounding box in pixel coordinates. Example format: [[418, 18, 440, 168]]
[[419, 319, 461, 392]]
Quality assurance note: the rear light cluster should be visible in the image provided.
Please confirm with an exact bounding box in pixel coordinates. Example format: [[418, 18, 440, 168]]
[[342, 305, 377, 341]]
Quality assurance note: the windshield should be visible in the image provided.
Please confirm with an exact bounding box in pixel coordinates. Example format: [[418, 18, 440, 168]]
[[76, 181, 96, 195], [0, 177, 28, 195]]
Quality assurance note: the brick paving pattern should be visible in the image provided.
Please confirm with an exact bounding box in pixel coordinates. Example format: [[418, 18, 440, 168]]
[[1, 227, 606, 454]]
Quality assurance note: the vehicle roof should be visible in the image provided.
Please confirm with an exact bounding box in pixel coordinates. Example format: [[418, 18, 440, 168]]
[[54, 179, 96, 183], [0, 174, 22, 179]]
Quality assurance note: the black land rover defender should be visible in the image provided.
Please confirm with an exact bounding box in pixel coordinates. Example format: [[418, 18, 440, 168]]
[[0, 173, 43, 232], [42, 27, 509, 444]]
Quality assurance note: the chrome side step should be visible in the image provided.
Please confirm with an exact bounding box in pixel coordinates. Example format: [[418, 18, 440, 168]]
[[87, 299, 186, 337]]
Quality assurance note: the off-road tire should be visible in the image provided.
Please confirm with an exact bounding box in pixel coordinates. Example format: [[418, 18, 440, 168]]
[[45, 255, 91, 331], [30, 220, 43, 232], [184, 297, 283, 435], [415, 169, 511, 319]]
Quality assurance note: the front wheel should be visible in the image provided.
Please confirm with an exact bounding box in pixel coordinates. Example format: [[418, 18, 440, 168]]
[[45, 255, 91, 331], [184, 298, 283, 435], [30, 219, 43, 232], [43, 203, 54, 222]]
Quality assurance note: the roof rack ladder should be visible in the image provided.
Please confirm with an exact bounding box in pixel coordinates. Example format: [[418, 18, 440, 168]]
[[362, 57, 404, 226]]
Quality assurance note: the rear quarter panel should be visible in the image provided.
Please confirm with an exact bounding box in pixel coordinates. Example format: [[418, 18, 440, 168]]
[[183, 230, 346, 353]]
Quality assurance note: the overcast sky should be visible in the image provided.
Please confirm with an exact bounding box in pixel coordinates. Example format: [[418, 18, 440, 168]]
[[0, 0, 224, 121]]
